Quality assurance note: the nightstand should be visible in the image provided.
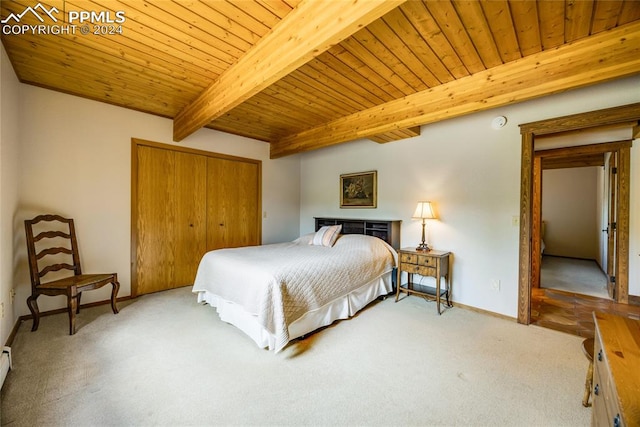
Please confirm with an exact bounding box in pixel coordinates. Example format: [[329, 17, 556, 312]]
[[395, 248, 452, 314]]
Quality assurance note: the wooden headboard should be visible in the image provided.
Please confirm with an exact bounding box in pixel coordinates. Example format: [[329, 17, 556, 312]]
[[314, 217, 401, 250]]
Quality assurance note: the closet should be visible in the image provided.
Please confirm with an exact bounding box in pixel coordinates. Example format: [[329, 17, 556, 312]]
[[131, 139, 261, 296]]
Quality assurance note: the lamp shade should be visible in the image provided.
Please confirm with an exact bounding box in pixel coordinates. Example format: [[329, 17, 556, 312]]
[[412, 201, 436, 220]]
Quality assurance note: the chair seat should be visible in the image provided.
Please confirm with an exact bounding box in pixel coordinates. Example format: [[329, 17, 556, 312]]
[[38, 273, 117, 290]]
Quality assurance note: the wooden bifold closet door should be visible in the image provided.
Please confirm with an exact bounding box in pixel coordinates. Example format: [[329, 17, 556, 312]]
[[207, 157, 261, 250], [132, 139, 261, 296]]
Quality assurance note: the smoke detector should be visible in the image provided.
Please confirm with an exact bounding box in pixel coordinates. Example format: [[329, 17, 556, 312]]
[[491, 116, 507, 129]]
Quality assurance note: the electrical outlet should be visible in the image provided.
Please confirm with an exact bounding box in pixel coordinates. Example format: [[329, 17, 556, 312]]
[[1, 302, 4, 319], [491, 279, 501, 291], [9, 289, 15, 302], [511, 216, 519, 227]]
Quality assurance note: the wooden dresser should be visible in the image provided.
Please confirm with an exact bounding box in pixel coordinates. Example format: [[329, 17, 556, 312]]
[[396, 248, 451, 314], [591, 312, 640, 427]]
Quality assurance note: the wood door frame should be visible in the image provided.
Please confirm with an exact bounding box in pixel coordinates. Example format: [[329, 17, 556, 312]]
[[533, 141, 631, 287], [131, 138, 262, 297], [517, 103, 640, 324], [607, 152, 617, 299]]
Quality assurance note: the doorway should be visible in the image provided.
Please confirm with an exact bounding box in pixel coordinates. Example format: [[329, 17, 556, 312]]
[[534, 143, 628, 300], [517, 103, 640, 328]]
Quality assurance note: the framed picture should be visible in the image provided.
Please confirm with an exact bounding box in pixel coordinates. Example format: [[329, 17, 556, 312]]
[[340, 171, 377, 208]]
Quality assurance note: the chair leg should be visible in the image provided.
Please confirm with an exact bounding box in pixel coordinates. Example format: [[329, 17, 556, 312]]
[[110, 280, 120, 314], [582, 361, 593, 407], [27, 294, 40, 332], [67, 288, 78, 335], [76, 292, 82, 314]]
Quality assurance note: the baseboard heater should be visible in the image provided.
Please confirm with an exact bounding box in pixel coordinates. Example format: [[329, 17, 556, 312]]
[[1, 346, 12, 389]]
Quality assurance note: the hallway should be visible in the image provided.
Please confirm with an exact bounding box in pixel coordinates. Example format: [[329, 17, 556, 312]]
[[531, 255, 639, 336], [540, 256, 608, 299], [531, 256, 640, 338], [531, 288, 640, 338]]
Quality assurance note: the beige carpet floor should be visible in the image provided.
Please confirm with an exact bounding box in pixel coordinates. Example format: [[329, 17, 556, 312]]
[[541, 256, 609, 299], [1, 286, 592, 426]]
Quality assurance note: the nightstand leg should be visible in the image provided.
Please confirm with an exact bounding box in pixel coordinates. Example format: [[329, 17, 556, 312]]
[[436, 266, 441, 315], [445, 274, 452, 307]]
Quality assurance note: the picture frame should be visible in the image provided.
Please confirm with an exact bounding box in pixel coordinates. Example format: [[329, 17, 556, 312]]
[[340, 170, 377, 208]]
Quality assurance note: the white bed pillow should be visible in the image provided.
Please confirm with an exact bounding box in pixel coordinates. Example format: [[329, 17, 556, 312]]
[[293, 233, 314, 245], [310, 225, 342, 247]]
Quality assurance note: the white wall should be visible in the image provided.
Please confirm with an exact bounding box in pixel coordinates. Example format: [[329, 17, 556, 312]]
[[300, 75, 640, 318], [8, 76, 301, 321], [1, 46, 21, 345], [542, 167, 599, 259]]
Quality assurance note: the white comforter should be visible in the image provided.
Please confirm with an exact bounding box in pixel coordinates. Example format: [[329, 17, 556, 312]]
[[192, 233, 397, 352]]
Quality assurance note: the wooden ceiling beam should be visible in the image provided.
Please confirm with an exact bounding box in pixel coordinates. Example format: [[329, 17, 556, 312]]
[[369, 126, 421, 143], [535, 140, 633, 158], [173, 0, 405, 142], [541, 154, 605, 170], [269, 21, 640, 158], [535, 140, 633, 170]]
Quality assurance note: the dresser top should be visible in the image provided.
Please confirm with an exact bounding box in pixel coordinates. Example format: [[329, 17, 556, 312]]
[[593, 312, 640, 425]]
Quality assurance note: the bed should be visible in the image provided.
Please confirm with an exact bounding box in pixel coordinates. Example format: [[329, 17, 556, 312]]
[[192, 226, 398, 352]]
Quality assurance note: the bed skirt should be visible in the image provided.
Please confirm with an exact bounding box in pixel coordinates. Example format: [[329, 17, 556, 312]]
[[194, 271, 394, 351]]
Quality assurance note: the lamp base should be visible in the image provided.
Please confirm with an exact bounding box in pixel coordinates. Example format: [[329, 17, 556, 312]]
[[415, 243, 431, 252]]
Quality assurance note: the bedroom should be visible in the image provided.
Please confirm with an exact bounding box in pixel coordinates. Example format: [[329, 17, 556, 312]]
[[3, 63, 638, 336], [1, 0, 640, 424]]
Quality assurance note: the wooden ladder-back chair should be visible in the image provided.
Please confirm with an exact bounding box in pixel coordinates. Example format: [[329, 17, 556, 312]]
[[24, 214, 120, 334]]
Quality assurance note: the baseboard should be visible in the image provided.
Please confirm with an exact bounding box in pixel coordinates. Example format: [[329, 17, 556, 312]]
[[450, 299, 640, 326], [542, 254, 598, 262], [3, 295, 134, 348], [4, 316, 23, 348], [451, 301, 517, 322]]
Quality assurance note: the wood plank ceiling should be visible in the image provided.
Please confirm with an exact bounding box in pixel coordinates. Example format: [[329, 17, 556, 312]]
[[2, 0, 640, 158]]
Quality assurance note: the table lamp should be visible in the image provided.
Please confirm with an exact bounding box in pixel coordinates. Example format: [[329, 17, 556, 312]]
[[413, 201, 436, 251]]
